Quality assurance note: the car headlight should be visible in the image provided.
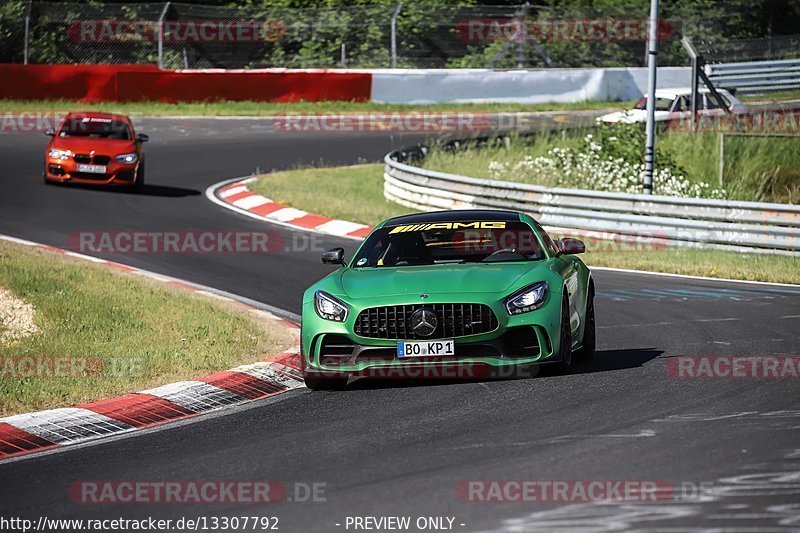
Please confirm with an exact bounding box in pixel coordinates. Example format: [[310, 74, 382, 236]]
[[48, 148, 71, 160], [115, 153, 138, 164], [314, 291, 348, 322], [505, 282, 548, 315]]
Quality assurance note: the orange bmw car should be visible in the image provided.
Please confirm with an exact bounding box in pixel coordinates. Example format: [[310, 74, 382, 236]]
[[43, 112, 148, 190]]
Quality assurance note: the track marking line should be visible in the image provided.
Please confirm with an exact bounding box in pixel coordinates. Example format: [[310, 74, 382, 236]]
[[590, 266, 800, 288], [552, 429, 656, 440]]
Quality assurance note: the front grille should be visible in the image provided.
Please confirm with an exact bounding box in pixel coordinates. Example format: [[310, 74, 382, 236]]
[[73, 154, 110, 164], [354, 304, 498, 340]]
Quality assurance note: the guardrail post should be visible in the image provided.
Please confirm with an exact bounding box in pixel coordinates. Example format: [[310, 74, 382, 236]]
[[390, 3, 402, 68], [157, 2, 171, 69]]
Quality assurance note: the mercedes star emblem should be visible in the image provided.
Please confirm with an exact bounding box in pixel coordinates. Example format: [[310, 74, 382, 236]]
[[408, 308, 437, 338]]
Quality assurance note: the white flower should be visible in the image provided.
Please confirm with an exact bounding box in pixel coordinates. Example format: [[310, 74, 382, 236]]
[[484, 139, 726, 199]]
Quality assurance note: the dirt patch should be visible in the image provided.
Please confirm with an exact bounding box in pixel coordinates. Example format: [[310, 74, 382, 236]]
[[0, 286, 39, 345]]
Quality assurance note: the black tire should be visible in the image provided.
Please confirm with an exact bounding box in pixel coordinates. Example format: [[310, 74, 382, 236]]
[[303, 372, 349, 391], [132, 161, 145, 192], [576, 286, 596, 360], [555, 295, 573, 373]]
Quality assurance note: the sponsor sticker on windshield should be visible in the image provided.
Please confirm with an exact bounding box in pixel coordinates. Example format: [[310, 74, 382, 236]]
[[388, 221, 507, 234]]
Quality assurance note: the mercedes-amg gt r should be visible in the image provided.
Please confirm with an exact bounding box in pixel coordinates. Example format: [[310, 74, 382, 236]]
[[301, 210, 595, 390]]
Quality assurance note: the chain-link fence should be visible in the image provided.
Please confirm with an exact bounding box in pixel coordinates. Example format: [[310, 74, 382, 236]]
[[1, 1, 798, 70], [697, 34, 800, 64]]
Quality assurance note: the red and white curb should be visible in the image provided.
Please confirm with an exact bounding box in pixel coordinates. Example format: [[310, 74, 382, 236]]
[[0, 234, 304, 461], [207, 177, 373, 241]]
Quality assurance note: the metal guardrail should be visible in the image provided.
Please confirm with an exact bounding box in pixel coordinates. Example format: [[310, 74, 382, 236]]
[[383, 145, 800, 255], [706, 59, 800, 94]]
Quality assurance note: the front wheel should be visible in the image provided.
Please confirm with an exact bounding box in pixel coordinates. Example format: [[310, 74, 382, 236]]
[[555, 295, 573, 374], [132, 161, 145, 192], [576, 287, 596, 360]]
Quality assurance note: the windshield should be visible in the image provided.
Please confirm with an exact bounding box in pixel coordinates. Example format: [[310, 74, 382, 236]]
[[352, 220, 545, 267], [59, 117, 131, 140], [634, 96, 674, 112]]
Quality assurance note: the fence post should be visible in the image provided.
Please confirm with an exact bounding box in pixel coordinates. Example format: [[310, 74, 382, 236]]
[[682, 37, 700, 131], [718, 133, 725, 187], [23, 1, 31, 65], [516, 3, 530, 69], [642, 0, 660, 195], [157, 2, 171, 69], [390, 3, 403, 68]]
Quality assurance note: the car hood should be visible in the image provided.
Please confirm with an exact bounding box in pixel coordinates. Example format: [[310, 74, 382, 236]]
[[50, 137, 135, 155], [339, 262, 549, 299]]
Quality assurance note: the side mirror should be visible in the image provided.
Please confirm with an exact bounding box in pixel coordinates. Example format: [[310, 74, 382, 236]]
[[556, 238, 586, 256], [43, 128, 55, 137], [321, 247, 345, 266], [136, 133, 149, 143]]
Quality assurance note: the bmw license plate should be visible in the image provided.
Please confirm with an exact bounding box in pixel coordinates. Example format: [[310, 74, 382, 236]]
[[398, 339, 454, 358], [76, 164, 107, 174]]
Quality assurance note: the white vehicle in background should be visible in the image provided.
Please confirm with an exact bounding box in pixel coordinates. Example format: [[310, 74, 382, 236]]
[[597, 87, 746, 124]]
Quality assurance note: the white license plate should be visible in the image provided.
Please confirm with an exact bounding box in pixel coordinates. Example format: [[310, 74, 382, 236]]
[[76, 164, 107, 174], [398, 339, 454, 358]]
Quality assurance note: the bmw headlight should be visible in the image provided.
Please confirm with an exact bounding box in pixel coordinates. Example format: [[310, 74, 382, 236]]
[[48, 148, 71, 160], [314, 291, 348, 322], [115, 153, 138, 164], [505, 282, 548, 315]]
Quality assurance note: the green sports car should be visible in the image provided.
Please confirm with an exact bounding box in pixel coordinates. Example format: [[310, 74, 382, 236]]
[[301, 210, 595, 390]]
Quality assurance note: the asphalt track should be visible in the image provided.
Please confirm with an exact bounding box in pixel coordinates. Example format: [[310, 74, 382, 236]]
[[1, 115, 800, 532]]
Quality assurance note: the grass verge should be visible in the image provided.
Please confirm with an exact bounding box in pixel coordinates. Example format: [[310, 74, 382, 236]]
[[249, 164, 800, 285], [420, 127, 800, 203], [249, 164, 414, 226], [0, 240, 293, 416], [0, 98, 631, 117]]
